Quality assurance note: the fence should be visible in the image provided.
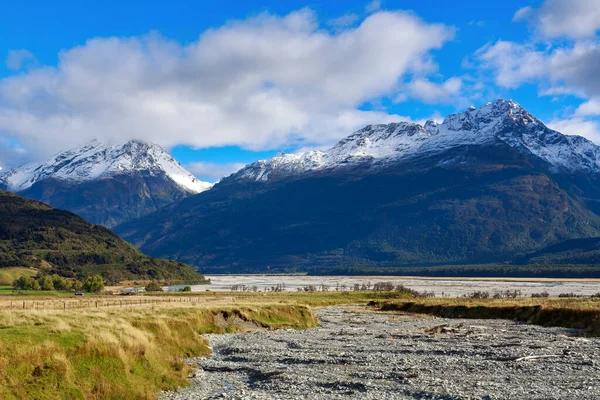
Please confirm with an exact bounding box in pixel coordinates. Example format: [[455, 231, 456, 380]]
[[0, 296, 219, 312]]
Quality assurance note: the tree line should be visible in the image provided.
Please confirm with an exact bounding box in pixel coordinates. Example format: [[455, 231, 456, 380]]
[[12, 274, 105, 293]]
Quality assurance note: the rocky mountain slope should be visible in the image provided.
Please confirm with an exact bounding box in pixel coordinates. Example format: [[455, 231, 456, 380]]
[[0, 140, 212, 227], [114, 100, 600, 273]]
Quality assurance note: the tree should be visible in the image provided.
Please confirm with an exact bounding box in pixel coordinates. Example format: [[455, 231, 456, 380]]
[[84, 275, 105, 293], [72, 280, 84, 292], [13, 276, 34, 290], [145, 281, 163, 292], [179, 286, 192, 292], [40, 275, 54, 291], [52, 274, 68, 291]]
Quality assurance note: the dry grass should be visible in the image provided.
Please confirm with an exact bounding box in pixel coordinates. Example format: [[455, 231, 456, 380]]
[[0, 267, 37, 285], [0, 302, 318, 400], [376, 297, 600, 336]]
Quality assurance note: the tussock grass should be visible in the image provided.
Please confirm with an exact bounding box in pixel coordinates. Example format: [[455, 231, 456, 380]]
[[0, 303, 317, 400], [376, 297, 600, 336]]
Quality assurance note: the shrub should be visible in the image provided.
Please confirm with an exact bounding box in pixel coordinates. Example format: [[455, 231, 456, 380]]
[[531, 291, 550, 298], [84, 275, 105, 293], [145, 281, 163, 292], [179, 286, 192, 292]]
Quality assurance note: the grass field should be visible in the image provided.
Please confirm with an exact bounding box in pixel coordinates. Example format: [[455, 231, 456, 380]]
[[0, 267, 37, 285], [2, 290, 600, 399], [0, 285, 86, 297], [0, 301, 319, 400]]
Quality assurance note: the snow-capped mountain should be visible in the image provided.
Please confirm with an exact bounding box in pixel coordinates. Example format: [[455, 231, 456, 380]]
[[115, 99, 600, 272], [0, 140, 212, 227], [235, 100, 600, 182], [0, 140, 212, 193]]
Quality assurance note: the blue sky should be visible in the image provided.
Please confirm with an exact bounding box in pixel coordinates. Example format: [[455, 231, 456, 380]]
[[1, 0, 600, 181]]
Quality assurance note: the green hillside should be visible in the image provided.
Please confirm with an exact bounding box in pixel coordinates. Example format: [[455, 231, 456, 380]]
[[0, 190, 207, 284]]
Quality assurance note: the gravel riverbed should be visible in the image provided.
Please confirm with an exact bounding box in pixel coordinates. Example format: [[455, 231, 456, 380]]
[[161, 306, 600, 399]]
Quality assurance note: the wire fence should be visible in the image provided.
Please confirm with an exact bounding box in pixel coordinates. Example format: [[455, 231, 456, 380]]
[[0, 296, 222, 312]]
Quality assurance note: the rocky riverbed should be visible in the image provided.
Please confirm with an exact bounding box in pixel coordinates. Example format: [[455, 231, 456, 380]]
[[161, 306, 600, 399]]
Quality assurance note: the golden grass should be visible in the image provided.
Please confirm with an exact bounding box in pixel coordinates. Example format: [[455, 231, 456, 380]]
[[376, 297, 600, 336], [0, 302, 318, 400], [0, 267, 38, 285]]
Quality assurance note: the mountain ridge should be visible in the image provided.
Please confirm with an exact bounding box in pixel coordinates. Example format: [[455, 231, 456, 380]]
[[115, 100, 600, 273], [0, 139, 212, 227], [0, 139, 212, 193], [232, 100, 600, 184]]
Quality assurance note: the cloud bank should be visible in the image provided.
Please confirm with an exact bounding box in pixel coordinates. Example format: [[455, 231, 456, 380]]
[[0, 9, 454, 167]]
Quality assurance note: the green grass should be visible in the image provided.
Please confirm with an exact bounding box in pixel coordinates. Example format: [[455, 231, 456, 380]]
[[0, 286, 84, 297]]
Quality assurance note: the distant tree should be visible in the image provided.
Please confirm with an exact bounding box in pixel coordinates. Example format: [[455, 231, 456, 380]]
[[84, 275, 105, 293], [13, 276, 34, 290], [72, 280, 84, 292], [52, 274, 68, 291], [145, 281, 163, 292], [179, 286, 192, 292], [40, 275, 54, 291]]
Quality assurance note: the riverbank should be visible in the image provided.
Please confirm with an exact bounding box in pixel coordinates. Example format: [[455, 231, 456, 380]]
[[0, 302, 317, 400], [161, 306, 600, 399]]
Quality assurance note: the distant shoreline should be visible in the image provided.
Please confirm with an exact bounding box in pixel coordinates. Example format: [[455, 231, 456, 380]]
[[203, 274, 600, 283]]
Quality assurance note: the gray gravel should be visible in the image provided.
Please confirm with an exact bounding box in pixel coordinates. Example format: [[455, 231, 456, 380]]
[[161, 306, 600, 399]]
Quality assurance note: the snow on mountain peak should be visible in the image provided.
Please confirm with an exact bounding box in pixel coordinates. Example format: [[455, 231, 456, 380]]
[[234, 99, 600, 182], [0, 139, 212, 193]]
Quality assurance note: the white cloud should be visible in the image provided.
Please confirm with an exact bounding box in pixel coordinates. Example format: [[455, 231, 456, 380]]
[[5, 49, 36, 71], [473, 41, 546, 89], [365, 0, 382, 13], [474, 40, 600, 98], [0, 9, 454, 166], [513, 0, 600, 39], [576, 98, 600, 116], [548, 117, 600, 143], [185, 161, 246, 181], [403, 77, 463, 104]]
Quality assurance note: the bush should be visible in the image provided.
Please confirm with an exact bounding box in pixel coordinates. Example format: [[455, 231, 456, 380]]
[[84, 275, 105, 293], [531, 291, 550, 298], [179, 286, 192, 292], [145, 281, 164, 292]]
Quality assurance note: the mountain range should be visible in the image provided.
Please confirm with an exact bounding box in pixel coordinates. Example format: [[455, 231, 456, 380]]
[[114, 100, 600, 273], [4, 99, 600, 274], [0, 140, 212, 227]]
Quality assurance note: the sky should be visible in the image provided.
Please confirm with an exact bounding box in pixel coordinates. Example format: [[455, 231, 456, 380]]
[[1, 0, 600, 181]]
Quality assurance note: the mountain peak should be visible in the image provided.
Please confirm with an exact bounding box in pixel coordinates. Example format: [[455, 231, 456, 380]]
[[441, 99, 537, 134], [232, 99, 600, 182], [0, 139, 212, 193]]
